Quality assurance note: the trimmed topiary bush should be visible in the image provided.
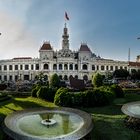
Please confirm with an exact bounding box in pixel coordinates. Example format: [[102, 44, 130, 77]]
[[0, 84, 7, 90], [45, 87, 57, 102], [37, 86, 48, 99], [54, 87, 115, 107], [110, 84, 124, 98], [92, 88, 110, 106], [49, 73, 60, 88], [0, 93, 12, 102], [92, 73, 103, 87], [71, 92, 83, 106], [31, 85, 41, 97], [54, 87, 69, 106], [36, 86, 57, 101], [82, 90, 96, 107]]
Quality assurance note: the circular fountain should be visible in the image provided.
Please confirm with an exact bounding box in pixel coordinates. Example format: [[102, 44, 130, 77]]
[[121, 101, 140, 132], [121, 101, 140, 119], [3, 107, 93, 140]]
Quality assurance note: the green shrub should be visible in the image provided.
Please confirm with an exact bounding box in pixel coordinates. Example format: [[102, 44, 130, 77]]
[[54, 88, 72, 106], [31, 85, 41, 97], [71, 92, 83, 106], [92, 73, 103, 87], [55, 87, 69, 95], [0, 84, 7, 90], [110, 84, 124, 98], [82, 90, 95, 107], [49, 73, 60, 88], [54, 87, 115, 107], [37, 86, 48, 99], [93, 89, 106, 106], [0, 94, 11, 102], [45, 87, 57, 102], [36, 86, 57, 101]]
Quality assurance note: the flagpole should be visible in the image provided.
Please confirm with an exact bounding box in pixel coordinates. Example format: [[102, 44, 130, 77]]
[[64, 12, 66, 28], [64, 12, 69, 27]]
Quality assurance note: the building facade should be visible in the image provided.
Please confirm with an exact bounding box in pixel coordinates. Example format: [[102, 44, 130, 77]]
[[0, 24, 140, 82]]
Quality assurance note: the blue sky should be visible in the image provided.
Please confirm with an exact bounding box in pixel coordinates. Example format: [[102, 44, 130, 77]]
[[0, 0, 140, 61]]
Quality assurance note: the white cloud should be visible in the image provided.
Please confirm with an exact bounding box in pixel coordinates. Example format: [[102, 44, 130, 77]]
[[0, 12, 38, 59]]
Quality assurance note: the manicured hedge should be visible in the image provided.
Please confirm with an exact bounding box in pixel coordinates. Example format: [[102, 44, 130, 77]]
[[0, 93, 11, 102], [99, 85, 124, 98], [31, 85, 41, 97], [54, 87, 115, 107], [0, 84, 7, 90], [110, 84, 124, 98], [123, 88, 140, 94], [36, 86, 57, 102], [54, 87, 70, 106]]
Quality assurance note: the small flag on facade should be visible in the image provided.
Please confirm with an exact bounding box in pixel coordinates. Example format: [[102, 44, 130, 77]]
[[65, 12, 69, 20]]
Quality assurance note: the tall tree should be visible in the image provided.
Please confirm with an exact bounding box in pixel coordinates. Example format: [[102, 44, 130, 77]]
[[49, 73, 60, 88], [92, 73, 103, 87], [113, 69, 129, 79]]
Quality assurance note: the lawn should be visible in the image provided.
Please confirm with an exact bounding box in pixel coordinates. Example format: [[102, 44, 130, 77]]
[[0, 97, 55, 140], [82, 93, 140, 140], [0, 94, 140, 140]]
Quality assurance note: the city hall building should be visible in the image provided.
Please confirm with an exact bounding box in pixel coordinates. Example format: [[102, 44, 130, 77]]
[[0, 24, 140, 82]]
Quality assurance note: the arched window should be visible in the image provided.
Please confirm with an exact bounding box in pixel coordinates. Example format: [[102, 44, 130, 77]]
[[115, 66, 118, 70], [69, 75, 73, 80], [101, 65, 104, 71], [59, 64, 62, 70], [75, 64, 78, 70], [69, 64, 73, 70], [83, 64, 87, 70], [64, 75, 68, 80], [83, 75, 88, 81], [59, 75, 62, 80], [96, 65, 99, 70], [24, 65, 28, 70], [44, 64, 49, 70], [110, 66, 113, 71], [106, 65, 108, 70], [36, 64, 39, 70], [64, 64, 68, 70], [4, 65, 7, 71], [92, 65, 95, 70], [53, 64, 57, 70]]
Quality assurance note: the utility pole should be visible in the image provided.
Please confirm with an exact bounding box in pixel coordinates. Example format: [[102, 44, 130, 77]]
[[128, 48, 130, 62]]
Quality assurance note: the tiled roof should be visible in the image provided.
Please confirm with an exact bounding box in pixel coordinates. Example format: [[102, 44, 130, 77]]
[[79, 44, 91, 52], [40, 42, 52, 51], [13, 57, 32, 60], [129, 62, 140, 67]]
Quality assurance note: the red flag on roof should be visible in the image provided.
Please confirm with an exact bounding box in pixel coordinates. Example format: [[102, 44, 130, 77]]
[[65, 12, 69, 20]]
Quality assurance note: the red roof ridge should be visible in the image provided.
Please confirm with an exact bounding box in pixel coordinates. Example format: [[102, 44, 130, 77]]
[[40, 41, 52, 51], [13, 57, 32, 60], [79, 43, 91, 52], [129, 61, 140, 66]]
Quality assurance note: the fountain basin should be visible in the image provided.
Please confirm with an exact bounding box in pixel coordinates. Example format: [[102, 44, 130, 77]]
[[3, 107, 93, 140], [121, 101, 140, 119]]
